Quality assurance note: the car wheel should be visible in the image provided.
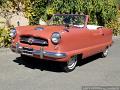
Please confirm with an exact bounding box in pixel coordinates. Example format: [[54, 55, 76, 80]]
[[101, 48, 109, 58], [63, 55, 78, 72]]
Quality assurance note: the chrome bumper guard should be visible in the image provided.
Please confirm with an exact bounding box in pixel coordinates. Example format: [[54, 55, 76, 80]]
[[10, 44, 67, 59]]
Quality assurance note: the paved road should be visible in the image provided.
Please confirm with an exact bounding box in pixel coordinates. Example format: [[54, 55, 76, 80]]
[[0, 37, 120, 90]]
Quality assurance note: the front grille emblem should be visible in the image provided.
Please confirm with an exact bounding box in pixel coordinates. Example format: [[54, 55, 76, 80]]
[[28, 37, 34, 44]]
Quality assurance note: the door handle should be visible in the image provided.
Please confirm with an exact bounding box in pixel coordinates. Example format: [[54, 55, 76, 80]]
[[100, 32, 104, 36], [99, 31, 104, 36]]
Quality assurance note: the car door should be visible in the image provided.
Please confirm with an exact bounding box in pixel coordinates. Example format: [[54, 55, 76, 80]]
[[87, 28, 106, 55], [60, 27, 97, 58]]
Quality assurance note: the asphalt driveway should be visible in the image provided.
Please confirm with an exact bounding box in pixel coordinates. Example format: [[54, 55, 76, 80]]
[[0, 36, 120, 90]]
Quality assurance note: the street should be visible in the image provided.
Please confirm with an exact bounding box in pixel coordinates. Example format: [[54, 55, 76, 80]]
[[0, 37, 120, 90]]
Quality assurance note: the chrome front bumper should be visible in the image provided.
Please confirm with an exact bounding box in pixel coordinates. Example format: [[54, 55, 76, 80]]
[[11, 44, 67, 59]]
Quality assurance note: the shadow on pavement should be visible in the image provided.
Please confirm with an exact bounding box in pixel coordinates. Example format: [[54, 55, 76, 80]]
[[13, 54, 101, 73], [77, 54, 101, 67], [13, 57, 63, 72]]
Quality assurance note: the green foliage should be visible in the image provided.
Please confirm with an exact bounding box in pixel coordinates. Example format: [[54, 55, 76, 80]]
[[26, 0, 49, 25], [106, 20, 120, 36], [43, 0, 118, 26], [0, 28, 11, 47], [1, 0, 117, 27], [106, 11, 120, 36], [23, 0, 35, 25], [0, 0, 120, 36]]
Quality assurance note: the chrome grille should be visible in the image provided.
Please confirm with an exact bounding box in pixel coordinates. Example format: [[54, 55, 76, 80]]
[[20, 36, 48, 46], [22, 47, 33, 56]]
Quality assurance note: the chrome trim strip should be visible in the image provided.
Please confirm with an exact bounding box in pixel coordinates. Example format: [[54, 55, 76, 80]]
[[10, 45, 67, 59], [44, 51, 66, 58], [40, 47, 44, 59], [22, 53, 33, 56]]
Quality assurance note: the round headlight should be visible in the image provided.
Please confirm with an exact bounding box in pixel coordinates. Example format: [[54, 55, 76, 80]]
[[10, 28, 16, 38], [51, 32, 61, 44]]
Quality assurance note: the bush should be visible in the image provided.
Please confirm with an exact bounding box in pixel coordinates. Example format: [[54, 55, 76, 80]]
[[0, 28, 11, 47], [106, 20, 120, 36], [106, 11, 120, 36]]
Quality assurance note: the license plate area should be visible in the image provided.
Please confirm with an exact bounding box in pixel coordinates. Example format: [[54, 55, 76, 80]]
[[22, 47, 33, 56]]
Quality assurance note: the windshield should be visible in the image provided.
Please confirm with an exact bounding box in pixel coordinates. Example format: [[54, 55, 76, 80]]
[[48, 14, 85, 26]]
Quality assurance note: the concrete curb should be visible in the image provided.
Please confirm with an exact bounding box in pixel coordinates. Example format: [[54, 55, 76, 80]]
[[0, 48, 10, 51], [112, 36, 120, 40]]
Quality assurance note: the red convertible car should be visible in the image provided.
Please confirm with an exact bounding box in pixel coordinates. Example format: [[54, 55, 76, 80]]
[[10, 14, 113, 72]]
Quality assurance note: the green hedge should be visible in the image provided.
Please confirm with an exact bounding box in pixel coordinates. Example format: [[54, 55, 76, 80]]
[[0, 28, 11, 47]]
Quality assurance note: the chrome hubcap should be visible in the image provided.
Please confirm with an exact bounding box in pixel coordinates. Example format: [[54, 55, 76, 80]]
[[68, 56, 77, 69], [103, 49, 108, 56]]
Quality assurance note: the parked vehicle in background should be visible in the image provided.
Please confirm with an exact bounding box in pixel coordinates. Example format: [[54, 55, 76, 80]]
[[10, 14, 113, 72]]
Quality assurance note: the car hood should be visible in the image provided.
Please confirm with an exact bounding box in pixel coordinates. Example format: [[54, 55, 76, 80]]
[[16, 25, 65, 39]]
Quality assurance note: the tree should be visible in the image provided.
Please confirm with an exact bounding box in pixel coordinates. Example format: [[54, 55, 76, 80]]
[[43, 0, 118, 26], [0, 0, 119, 26]]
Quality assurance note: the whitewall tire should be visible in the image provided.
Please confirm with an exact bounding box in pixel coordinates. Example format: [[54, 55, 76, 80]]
[[63, 55, 78, 72]]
